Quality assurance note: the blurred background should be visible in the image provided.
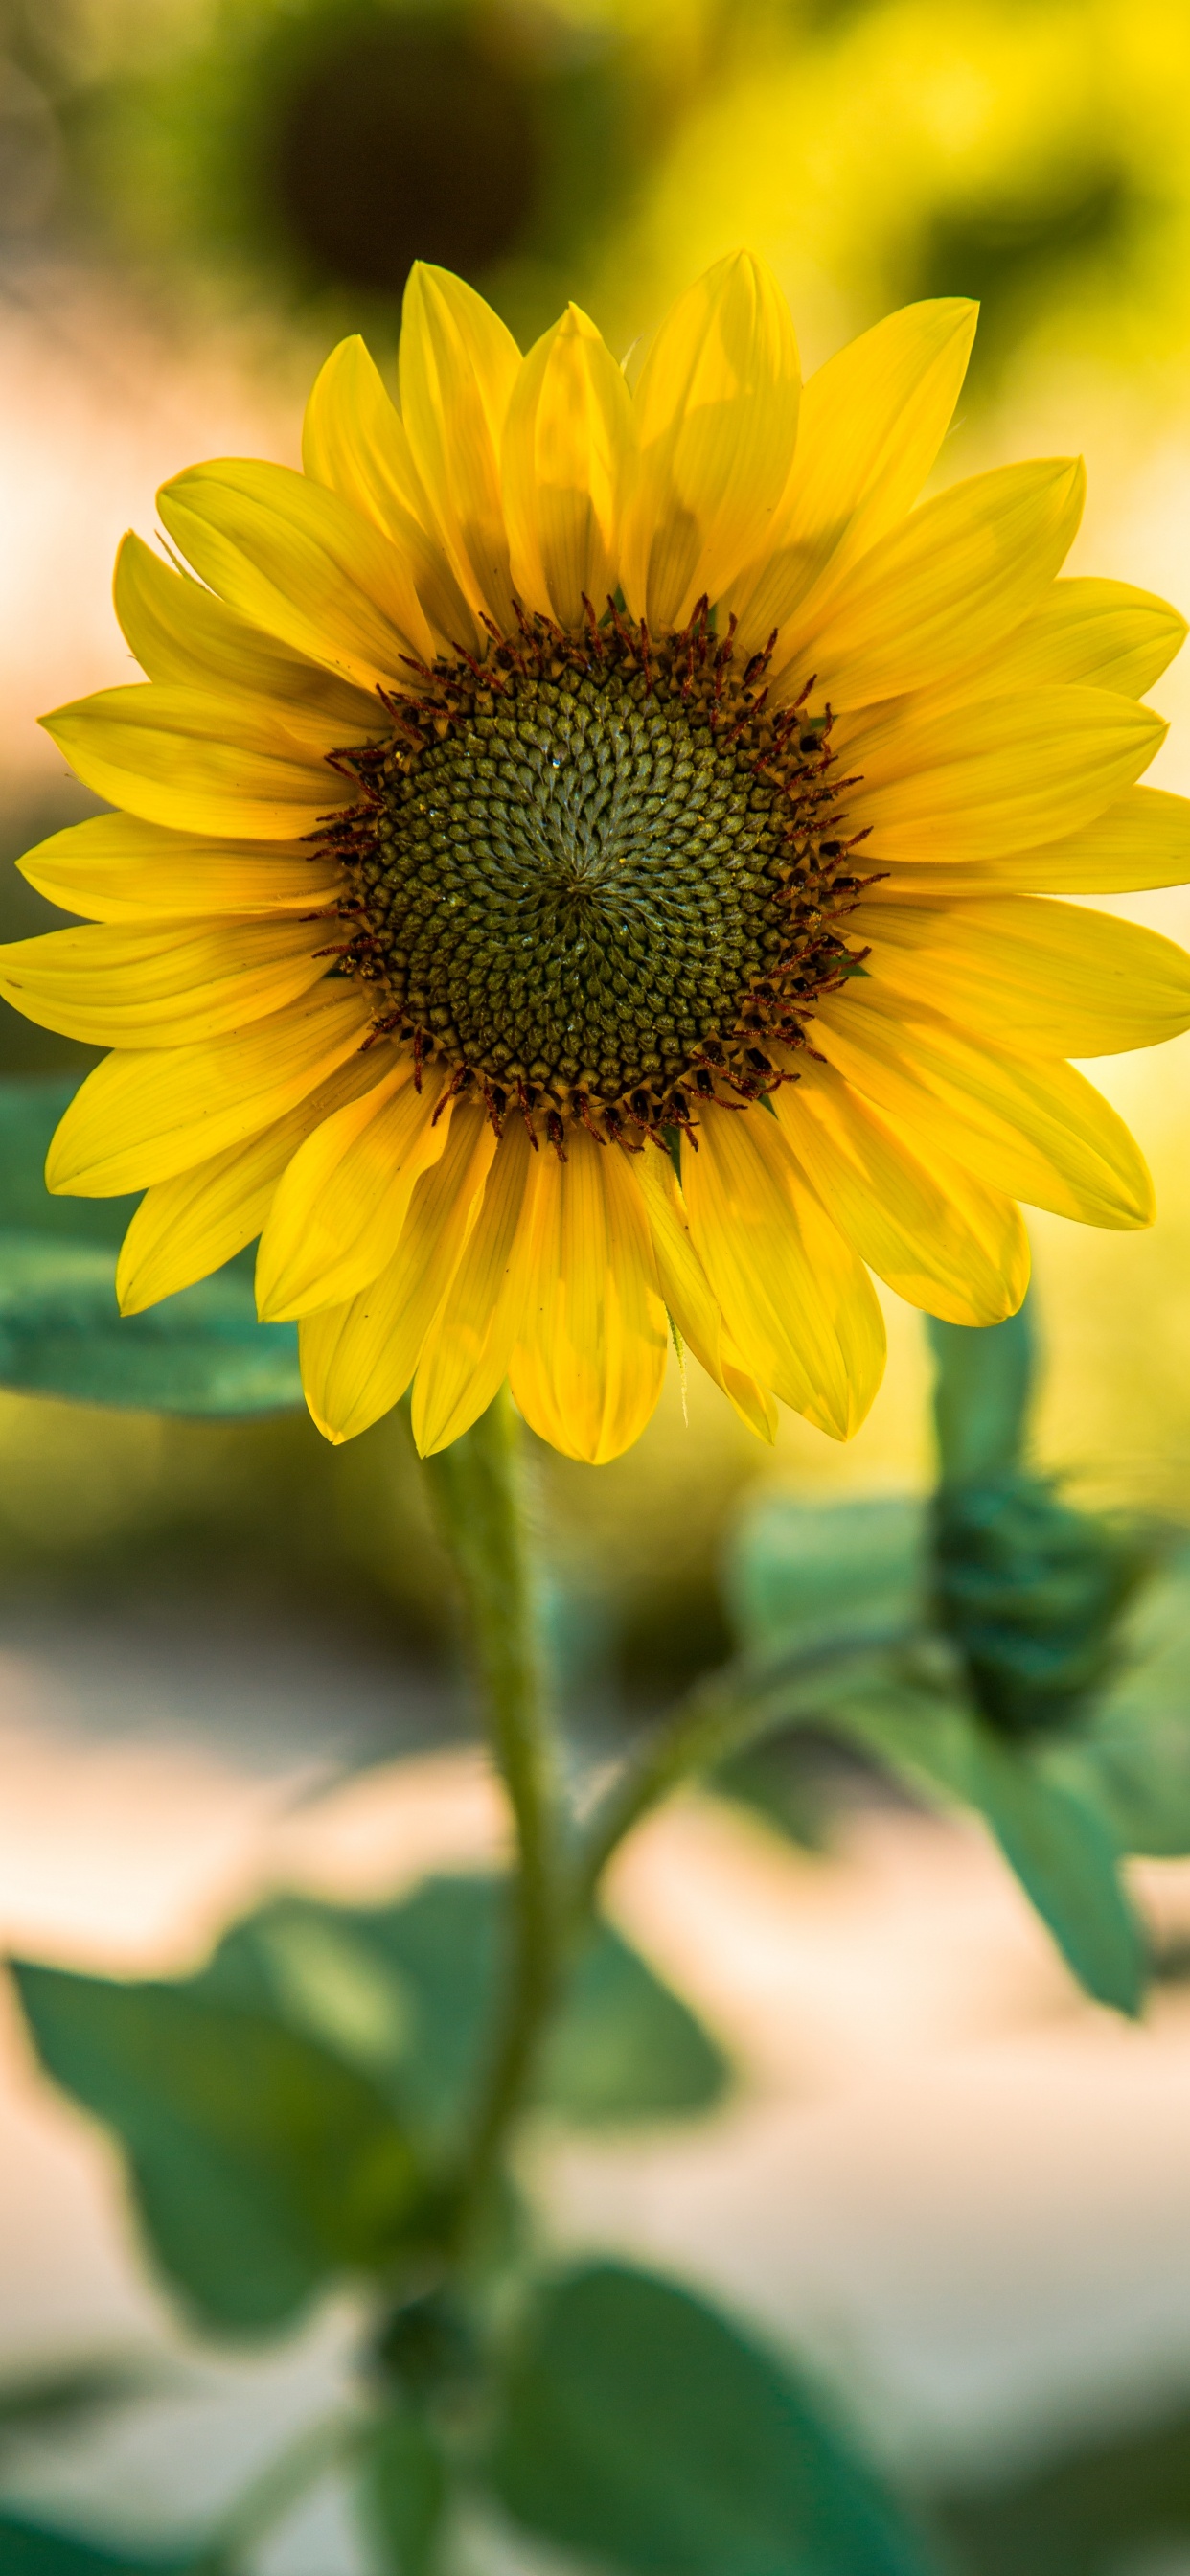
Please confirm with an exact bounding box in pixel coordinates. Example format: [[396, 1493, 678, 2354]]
[[6, 1, 1190, 2567]]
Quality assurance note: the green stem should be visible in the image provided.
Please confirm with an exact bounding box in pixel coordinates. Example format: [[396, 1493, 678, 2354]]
[[194, 2408, 364, 2574], [425, 1385, 559, 2230], [575, 1667, 786, 1909], [575, 1628, 911, 1910]]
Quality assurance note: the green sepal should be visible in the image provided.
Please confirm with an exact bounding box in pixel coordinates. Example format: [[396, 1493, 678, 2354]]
[[11, 1961, 423, 2335], [932, 1470, 1150, 1738], [487, 2261, 941, 2575]]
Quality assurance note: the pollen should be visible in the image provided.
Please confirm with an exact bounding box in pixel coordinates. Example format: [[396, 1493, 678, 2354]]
[[326, 603, 872, 1149]]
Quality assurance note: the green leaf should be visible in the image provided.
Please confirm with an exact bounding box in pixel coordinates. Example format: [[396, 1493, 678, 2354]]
[[1079, 1546, 1190, 1855], [970, 1736, 1145, 2013], [725, 1493, 926, 1667], [825, 1673, 1146, 2014], [0, 1232, 303, 1415], [358, 2410, 448, 2576], [927, 1300, 1036, 1487], [487, 2262, 940, 2576], [0, 1078, 135, 1244], [540, 1916, 726, 2124], [199, 1875, 728, 2148], [934, 2391, 1190, 2575], [713, 1735, 830, 1852], [0, 2517, 189, 2575], [0, 1075, 302, 1415], [11, 1961, 423, 2334]]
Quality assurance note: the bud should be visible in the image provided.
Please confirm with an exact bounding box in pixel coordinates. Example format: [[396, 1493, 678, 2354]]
[[932, 1468, 1148, 1737]]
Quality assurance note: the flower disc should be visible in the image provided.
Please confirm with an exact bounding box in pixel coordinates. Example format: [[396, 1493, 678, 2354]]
[[333, 610, 866, 1140]]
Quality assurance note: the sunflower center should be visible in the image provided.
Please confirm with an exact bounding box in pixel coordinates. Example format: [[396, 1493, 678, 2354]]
[[328, 610, 867, 1146]]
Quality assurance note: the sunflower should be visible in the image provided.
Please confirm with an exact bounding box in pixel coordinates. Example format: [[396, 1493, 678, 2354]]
[[4, 255, 1189, 1462]]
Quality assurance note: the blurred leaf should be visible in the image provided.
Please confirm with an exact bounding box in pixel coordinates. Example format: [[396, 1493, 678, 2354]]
[[828, 1674, 1146, 2014], [358, 2409, 448, 2576], [934, 2392, 1190, 2575], [0, 1231, 303, 1416], [0, 1077, 302, 1415], [543, 1915, 726, 2124], [927, 1304, 1035, 1488], [11, 1962, 423, 2334], [1079, 1545, 1190, 1854], [0, 2356, 153, 2448], [200, 1875, 728, 2148], [487, 2261, 940, 2576], [0, 2518, 190, 2575], [724, 1493, 927, 1664], [0, 1079, 134, 1244], [713, 1734, 830, 1851]]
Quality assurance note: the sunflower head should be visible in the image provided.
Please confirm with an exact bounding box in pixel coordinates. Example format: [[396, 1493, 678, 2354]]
[[3, 252, 1188, 1464]]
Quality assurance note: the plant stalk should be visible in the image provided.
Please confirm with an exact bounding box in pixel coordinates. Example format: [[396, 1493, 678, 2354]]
[[195, 2408, 364, 2574], [575, 1628, 914, 1910], [426, 1385, 559, 2232]]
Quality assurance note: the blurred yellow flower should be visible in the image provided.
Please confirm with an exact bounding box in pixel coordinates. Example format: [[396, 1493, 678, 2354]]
[[3, 253, 1189, 1463]]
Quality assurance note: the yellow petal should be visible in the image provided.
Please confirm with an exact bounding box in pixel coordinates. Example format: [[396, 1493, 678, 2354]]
[[680, 1099, 885, 1439], [509, 1127, 668, 1464], [0, 917, 332, 1047], [158, 457, 434, 691], [46, 983, 372, 1195], [634, 1142, 776, 1441], [411, 1120, 538, 1456], [255, 1060, 449, 1320], [41, 683, 354, 840], [928, 576, 1188, 711], [114, 531, 383, 736], [620, 251, 800, 632], [780, 458, 1085, 712], [854, 892, 1190, 1053], [502, 304, 636, 632], [844, 686, 1165, 862], [724, 298, 976, 650], [967, 785, 1190, 896], [852, 785, 1190, 897], [18, 813, 342, 921], [399, 264, 521, 629], [774, 1055, 1029, 1327], [302, 335, 479, 652], [812, 984, 1154, 1230], [116, 1046, 388, 1312], [301, 1102, 496, 1444]]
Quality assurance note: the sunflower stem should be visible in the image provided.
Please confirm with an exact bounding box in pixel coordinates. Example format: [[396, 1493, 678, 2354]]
[[573, 1666, 788, 1910], [425, 1385, 559, 2235], [573, 1628, 910, 1911]]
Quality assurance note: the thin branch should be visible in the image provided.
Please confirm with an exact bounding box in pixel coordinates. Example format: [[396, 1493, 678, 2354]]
[[575, 1626, 914, 1908]]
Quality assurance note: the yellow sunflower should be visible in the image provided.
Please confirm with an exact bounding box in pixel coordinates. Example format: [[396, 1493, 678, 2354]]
[[4, 255, 1189, 1463]]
